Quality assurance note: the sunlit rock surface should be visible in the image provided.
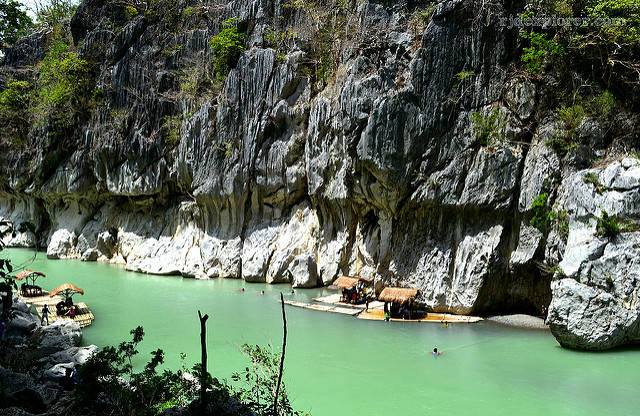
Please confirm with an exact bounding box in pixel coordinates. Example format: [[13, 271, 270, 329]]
[[548, 159, 640, 349], [1, 0, 640, 349]]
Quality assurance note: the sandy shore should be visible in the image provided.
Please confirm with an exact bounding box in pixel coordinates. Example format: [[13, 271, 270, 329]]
[[485, 314, 549, 330]]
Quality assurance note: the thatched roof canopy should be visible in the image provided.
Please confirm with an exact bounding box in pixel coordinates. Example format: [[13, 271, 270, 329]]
[[378, 287, 420, 305], [14, 270, 46, 281], [331, 276, 371, 289], [50, 283, 84, 298]]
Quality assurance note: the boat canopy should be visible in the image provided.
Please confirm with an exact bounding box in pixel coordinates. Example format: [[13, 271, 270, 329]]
[[331, 276, 371, 289], [14, 270, 46, 281], [378, 287, 421, 305], [50, 283, 85, 298]]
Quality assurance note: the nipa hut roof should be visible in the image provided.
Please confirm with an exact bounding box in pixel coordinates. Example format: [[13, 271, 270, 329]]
[[332, 276, 371, 289], [14, 270, 46, 281], [49, 283, 84, 297], [378, 287, 420, 305]]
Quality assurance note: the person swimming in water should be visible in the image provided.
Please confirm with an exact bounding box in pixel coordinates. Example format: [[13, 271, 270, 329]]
[[432, 348, 440, 356]]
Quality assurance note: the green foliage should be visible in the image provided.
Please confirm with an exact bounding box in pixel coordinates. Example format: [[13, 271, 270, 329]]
[[545, 136, 576, 157], [124, 5, 138, 19], [283, 0, 352, 92], [92, 88, 104, 103], [454, 71, 474, 82], [470, 108, 504, 147], [35, 41, 92, 134], [596, 209, 620, 237], [588, 90, 619, 119], [0, 220, 36, 317], [182, 6, 198, 20], [34, 0, 78, 31], [0, 0, 32, 52], [557, 104, 585, 131], [520, 31, 566, 74], [605, 272, 614, 289], [230, 343, 304, 416], [530, 193, 550, 232], [583, 172, 608, 194], [545, 104, 585, 157], [416, 2, 437, 24], [74, 326, 201, 416], [314, 23, 335, 90], [264, 28, 297, 55], [163, 114, 183, 146], [549, 210, 569, 237], [180, 66, 204, 97], [0, 79, 33, 146], [585, 0, 640, 47], [209, 18, 245, 82], [549, 1, 640, 105], [546, 264, 567, 280], [142, 0, 182, 29]]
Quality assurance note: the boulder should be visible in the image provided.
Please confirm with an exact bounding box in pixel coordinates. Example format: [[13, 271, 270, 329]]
[[39, 321, 82, 351], [548, 159, 640, 349], [288, 252, 319, 288], [549, 278, 640, 350], [46, 229, 75, 259]]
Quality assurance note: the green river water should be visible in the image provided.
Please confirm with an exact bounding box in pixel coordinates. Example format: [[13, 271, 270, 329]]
[[6, 249, 640, 415]]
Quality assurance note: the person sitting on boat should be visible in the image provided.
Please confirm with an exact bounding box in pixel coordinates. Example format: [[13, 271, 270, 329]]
[[432, 348, 441, 356]]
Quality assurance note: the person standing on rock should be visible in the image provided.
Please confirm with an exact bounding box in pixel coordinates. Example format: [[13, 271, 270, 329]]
[[41, 304, 50, 325]]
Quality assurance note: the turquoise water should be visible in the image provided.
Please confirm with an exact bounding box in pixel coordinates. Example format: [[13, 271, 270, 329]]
[[6, 249, 640, 415]]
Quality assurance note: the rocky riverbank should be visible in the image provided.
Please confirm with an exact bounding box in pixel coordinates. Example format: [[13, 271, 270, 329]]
[[485, 314, 548, 330], [0, 293, 97, 415]]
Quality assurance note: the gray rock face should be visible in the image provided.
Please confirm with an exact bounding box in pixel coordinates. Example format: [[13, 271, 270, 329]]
[[39, 321, 83, 350], [1, 0, 639, 349], [547, 159, 640, 349]]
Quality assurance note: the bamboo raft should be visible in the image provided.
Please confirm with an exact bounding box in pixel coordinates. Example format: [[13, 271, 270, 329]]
[[357, 309, 483, 323], [18, 290, 62, 306], [313, 294, 385, 310], [282, 300, 363, 316], [34, 301, 95, 328]]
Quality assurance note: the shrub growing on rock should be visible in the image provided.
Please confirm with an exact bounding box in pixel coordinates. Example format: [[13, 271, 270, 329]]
[[210, 18, 245, 82]]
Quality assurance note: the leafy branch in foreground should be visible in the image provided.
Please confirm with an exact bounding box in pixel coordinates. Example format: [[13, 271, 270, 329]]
[[73, 326, 201, 415], [230, 343, 304, 416]]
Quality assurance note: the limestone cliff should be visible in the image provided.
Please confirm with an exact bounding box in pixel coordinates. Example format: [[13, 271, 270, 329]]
[[1, 0, 639, 349]]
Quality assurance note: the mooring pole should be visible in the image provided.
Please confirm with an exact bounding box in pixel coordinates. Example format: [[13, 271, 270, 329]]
[[198, 310, 209, 412], [274, 292, 287, 415]]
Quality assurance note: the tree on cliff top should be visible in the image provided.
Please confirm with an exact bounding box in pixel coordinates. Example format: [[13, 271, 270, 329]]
[[0, 0, 32, 53], [32, 0, 78, 30]]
